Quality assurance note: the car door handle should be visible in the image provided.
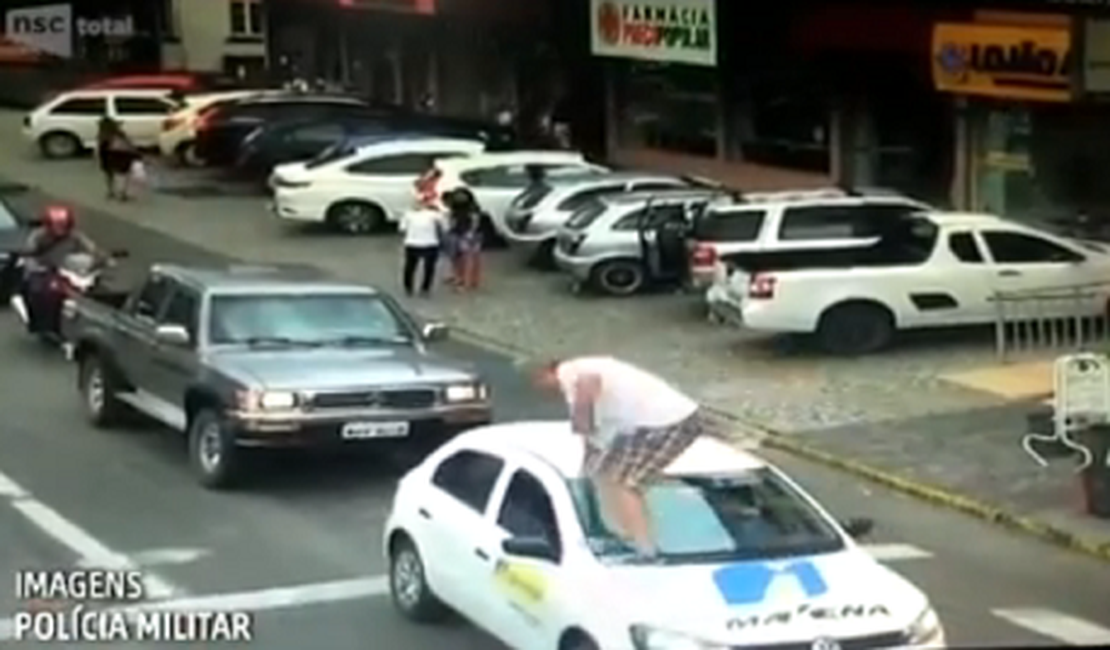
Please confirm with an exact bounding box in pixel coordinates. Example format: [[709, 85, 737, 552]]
[[417, 507, 431, 520], [998, 270, 1022, 277], [474, 548, 490, 561]]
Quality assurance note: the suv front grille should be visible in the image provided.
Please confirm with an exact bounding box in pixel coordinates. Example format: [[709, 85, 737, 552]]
[[738, 632, 909, 650], [309, 389, 438, 410]]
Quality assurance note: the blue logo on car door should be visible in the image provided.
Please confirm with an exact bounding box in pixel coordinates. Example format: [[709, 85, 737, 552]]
[[712, 560, 829, 605]]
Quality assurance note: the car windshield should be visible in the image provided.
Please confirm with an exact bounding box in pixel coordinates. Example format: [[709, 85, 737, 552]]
[[0, 200, 17, 229], [568, 468, 844, 564], [564, 200, 607, 230], [513, 185, 553, 210], [208, 294, 413, 346]]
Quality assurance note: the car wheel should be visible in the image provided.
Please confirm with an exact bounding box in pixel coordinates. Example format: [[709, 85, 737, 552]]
[[562, 632, 601, 650], [79, 354, 125, 428], [176, 141, 202, 167], [326, 201, 385, 235], [816, 302, 895, 356], [39, 132, 82, 159], [389, 536, 448, 623], [590, 259, 645, 296], [480, 213, 507, 249], [187, 408, 240, 489], [528, 239, 557, 270]]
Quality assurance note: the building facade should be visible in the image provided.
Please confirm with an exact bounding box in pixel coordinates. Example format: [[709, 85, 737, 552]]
[[160, 0, 267, 79]]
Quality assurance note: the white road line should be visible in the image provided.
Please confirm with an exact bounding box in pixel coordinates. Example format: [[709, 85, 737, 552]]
[[861, 543, 934, 561], [0, 471, 28, 498], [0, 470, 180, 600], [993, 608, 1110, 645], [0, 576, 391, 640]]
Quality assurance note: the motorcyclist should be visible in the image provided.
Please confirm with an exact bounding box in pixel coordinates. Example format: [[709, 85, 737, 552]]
[[19, 205, 101, 335]]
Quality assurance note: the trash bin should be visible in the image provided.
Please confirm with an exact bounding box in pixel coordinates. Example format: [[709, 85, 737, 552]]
[[1076, 425, 1110, 518]]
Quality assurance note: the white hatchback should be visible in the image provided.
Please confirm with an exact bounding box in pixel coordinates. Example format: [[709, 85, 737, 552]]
[[383, 421, 945, 650], [270, 136, 485, 234], [24, 88, 180, 158]]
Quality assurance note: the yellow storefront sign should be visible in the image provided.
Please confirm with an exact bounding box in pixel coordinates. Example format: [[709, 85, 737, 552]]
[[932, 23, 1072, 102]]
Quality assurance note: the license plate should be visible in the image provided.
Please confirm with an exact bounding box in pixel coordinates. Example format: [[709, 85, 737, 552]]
[[341, 421, 409, 440]]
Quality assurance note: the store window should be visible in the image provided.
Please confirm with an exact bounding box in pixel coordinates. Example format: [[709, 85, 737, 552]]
[[729, 77, 830, 173], [615, 62, 719, 157], [229, 0, 264, 38]]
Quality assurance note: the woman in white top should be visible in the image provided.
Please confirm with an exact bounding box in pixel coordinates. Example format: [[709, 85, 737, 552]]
[[399, 195, 446, 296], [529, 356, 712, 557]]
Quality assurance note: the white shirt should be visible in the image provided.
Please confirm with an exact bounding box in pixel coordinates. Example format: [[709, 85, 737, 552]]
[[400, 208, 444, 248], [556, 356, 698, 441]]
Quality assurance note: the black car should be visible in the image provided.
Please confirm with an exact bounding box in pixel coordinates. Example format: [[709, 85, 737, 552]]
[[233, 113, 517, 180], [0, 184, 33, 304], [192, 94, 380, 167]]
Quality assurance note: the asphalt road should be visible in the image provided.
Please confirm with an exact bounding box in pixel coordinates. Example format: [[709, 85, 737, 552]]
[[0, 187, 1108, 648]]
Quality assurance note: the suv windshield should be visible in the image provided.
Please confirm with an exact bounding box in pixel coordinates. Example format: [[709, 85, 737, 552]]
[[209, 294, 412, 346], [569, 468, 844, 564], [564, 200, 607, 230]]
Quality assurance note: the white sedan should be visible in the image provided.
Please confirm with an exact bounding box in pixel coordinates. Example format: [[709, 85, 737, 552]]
[[383, 421, 945, 650]]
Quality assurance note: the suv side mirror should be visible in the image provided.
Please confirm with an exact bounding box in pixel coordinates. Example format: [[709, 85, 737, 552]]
[[154, 324, 190, 347], [501, 536, 557, 563], [842, 517, 875, 540], [421, 322, 448, 341]]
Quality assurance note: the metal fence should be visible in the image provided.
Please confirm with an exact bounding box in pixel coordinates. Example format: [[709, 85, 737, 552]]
[[992, 282, 1110, 361]]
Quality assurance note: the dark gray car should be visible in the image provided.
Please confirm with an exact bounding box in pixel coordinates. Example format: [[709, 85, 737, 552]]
[[63, 263, 492, 489]]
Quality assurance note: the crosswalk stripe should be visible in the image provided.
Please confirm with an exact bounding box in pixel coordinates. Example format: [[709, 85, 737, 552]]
[[993, 608, 1110, 645], [861, 543, 933, 561]]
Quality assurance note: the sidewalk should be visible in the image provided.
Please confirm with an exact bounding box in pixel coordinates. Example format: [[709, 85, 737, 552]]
[[1, 113, 1108, 559]]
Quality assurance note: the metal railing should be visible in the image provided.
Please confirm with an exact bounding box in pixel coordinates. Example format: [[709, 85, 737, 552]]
[[993, 281, 1110, 361]]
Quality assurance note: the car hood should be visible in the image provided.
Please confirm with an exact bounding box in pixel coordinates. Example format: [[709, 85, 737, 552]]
[[209, 346, 476, 390], [272, 161, 309, 180], [600, 549, 928, 645]]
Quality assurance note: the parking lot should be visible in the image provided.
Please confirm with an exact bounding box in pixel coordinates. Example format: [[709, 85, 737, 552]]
[[2, 109, 1110, 648]]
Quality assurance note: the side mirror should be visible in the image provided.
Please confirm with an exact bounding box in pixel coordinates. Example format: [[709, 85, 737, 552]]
[[501, 536, 557, 562], [842, 517, 875, 540], [154, 324, 190, 347], [421, 322, 449, 341]]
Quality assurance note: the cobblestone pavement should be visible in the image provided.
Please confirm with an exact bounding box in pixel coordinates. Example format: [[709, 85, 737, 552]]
[[0, 111, 1004, 434], [3, 115, 1107, 547]]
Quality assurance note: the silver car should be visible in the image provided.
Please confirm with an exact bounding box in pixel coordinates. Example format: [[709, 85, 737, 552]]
[[502, 172, 689, 264], [553, 188, 733, 296]]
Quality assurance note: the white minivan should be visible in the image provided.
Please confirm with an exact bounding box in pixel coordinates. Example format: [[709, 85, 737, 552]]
[[24, 88, 180, 158]]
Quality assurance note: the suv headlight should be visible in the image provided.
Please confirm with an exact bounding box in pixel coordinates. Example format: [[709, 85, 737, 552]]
[[630, 625, 727, 650], [237, 390, 298, 411], [906, 607, 943, 645], [444, 383, 488, 402]]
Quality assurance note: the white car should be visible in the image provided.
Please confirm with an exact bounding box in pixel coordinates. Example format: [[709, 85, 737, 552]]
[[383, 421, 944, 650], [23, 89, 180, 158], [420, 151, 609, 239], [738, 211, 1110, 354], [502, 172, 688, 264], [271, 136, 486, 234], [157, 89, 280, 165]]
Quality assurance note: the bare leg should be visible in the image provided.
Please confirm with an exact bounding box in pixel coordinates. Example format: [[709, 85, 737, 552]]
[[595, 474, 654, 554]]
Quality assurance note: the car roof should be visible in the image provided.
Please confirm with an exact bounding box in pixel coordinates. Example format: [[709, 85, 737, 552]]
[[153, 264, 379, 294], [918, 211, 1006, 227], [602, 187, 727, 206], [547, 171, 683, 191], [56, 88, 173, 99], [349, 134, 483, 152], [234, 94, 365, 106], [436, 150, 589, 172], [458, 421, 767, 478]]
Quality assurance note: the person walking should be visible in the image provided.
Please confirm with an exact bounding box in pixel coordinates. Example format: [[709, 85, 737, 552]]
[[102, 122, 138, 201], [95, 117, 120, 199], [529, 356, 714, 557], [444, 188, 485, 291], [399, 195, 445, 297]]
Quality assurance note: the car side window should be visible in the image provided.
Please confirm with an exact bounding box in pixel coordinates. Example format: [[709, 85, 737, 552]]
[[496, 470, 562, 560], [779, 205, 897, 240], [130, 276, 173, 320], [160, 288, 200, 344], [50, 98, 107, 115], [611, 207, 649, 231], [113, 97, 174, 115], [557, 185, 624, 212], [288, 123, 345, 144], [694, 208, 765, 241], [346, 154, 433, 175], [948, 232, 984, 264], [982, 231, 1084, 264], [431, 450, 505, 513]]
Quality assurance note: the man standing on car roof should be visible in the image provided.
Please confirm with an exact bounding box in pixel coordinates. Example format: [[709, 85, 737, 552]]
[[528, 356, 715, 557]]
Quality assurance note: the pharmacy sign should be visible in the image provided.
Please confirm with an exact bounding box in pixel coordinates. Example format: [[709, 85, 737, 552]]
[[590, 0, 717, 67]]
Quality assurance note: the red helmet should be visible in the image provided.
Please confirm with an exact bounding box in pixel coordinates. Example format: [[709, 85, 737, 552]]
[[42, 204, 75, 234]]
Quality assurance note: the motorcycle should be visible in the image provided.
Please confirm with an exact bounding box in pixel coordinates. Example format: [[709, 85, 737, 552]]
[[10, 250, 127, 353]]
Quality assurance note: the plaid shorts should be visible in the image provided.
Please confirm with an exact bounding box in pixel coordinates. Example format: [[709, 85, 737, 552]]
[[583, 409, 711, 487]]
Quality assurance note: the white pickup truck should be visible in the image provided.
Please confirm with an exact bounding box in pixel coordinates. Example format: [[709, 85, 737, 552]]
[[732, 211, 1110, 354]]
